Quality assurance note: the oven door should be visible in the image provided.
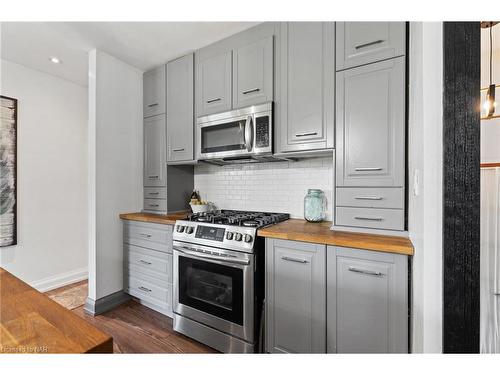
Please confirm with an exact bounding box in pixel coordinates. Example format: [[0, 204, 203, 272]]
[[173, 242, 254, 342]]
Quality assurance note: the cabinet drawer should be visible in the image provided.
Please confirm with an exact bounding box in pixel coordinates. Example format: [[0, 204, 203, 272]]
[[336, 187, 404, 209], [124, 222, 172, 253], [125, 274, 171, 305], [336, 207, 404, 231], [125, 244, 172, 278], [143, 198, 167, 212], [144, 187, 166, 200]]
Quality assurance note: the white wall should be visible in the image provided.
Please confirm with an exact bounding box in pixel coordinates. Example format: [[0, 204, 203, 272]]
[[481, 26, 500, 163], [87, 50, 142, 301], [408, 22, 444, 353], [0, 59, 88, 291], [194, 156, 333, 220]]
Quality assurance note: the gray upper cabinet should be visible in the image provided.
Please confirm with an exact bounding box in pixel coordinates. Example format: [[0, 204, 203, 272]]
[[327, 246, 408, 353], [336, 57, 405, 187], [275, 22, 335, 153], [143, 66, 166, 118], [232, 36, 274, 109], [336, 22, 406, 70], [167, 54, 194, 163], [265, 238, 326, 353], [144, 114, 166, 187], [196, 51, 232, 116]]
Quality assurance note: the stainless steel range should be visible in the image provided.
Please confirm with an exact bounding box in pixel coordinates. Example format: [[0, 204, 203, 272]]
[[172, 210, 289, 353]]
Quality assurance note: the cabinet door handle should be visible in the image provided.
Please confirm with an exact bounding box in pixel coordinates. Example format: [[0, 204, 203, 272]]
[[354, 216, 384, 221], [355, 39, 384, 50], [138, 286, 152, 293], [139, 259, 152, 265], [354, 167, 383, 171], [281, 256, 309, 264], [147, 103, 159, 108], [148, 192, 160, 195], [242, 88, 260, 95], [148, 204, 160, 207], [354, 196, 383, 201], [173, 148, 185, 152], [295, 131, 318, 137], [139, 233, 152, 238], [206, 98, 221, 104], [148, 175, 159, 179], [348, 266, 384, 277]]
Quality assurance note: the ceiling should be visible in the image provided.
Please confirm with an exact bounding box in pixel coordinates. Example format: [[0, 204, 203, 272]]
[[0, 22, 260, 86]]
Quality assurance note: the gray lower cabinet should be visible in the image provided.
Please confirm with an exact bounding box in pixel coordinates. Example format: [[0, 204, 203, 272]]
[[265, 238, 326, 353], [143, 65, 166, 118], [167, 53, 194, 163], [327, 246, 408, 353], [275, 22, 335, 153], [232, 36, 274, 109], [196, 50, 232, 116], [336, 22, 406, 71], [123, 221, 173, 317], [336, 57, 405, 188], [144, 114, 166, 188]]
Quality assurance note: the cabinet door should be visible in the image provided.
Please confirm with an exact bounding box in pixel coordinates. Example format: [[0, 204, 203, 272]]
[[167, 54, 194, 163], [336, 57, 405, 187], [144, 114, 166, 187], [143, 66, 166, 118], [232, 36, 273, 109], [196, 51, 232, 116], [336, 22, 406, 70], [266, 238, 326, 353], [276, 22, 334, 153], [327, 246, 408, 353]]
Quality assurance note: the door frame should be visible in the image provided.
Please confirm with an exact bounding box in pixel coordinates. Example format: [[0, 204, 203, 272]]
[[442, 22, 481, 353]]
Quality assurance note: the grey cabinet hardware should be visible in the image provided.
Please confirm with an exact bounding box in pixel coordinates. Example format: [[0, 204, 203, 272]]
[[148, 192, 160, 195], [276, 22, 334, 153], [139, 259, 152, 265], [354, 167, 383, 171], [139, 233, 152, 238], [354, 216, 384, 221], [172, 148, 185, 152], [242, 88, 260, 95], [348, 266, 384, 277], [139, 286, 152, 293], [281, 256, 309, 264], [207, 97, 221, 103], [148, 175, 159, 179], [143, 66, 166, 118], [148, 204, 160, 207], [147, 103, 159, 107], [355, 196, 383, 200], [355, 39, 384, 50]]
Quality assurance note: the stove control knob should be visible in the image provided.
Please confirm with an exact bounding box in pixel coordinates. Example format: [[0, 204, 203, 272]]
[[176, 225, 185, 233], [225, 232, 234, 240], [234, 233, 242, 241], [185, 226, 194, 234], [244, 234, 253, 243]]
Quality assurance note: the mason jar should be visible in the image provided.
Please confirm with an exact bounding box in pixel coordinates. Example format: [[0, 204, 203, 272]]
[[304, 189, 326, 222]]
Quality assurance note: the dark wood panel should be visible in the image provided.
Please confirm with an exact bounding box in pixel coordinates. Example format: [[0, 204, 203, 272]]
[[442, 22, 481, 353]]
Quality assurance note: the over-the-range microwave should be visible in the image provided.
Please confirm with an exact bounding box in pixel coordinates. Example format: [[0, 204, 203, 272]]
[[196, 102, 277, 165]]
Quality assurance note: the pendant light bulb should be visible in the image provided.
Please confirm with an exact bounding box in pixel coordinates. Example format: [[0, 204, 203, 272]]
[[484, 84, 497, 117]]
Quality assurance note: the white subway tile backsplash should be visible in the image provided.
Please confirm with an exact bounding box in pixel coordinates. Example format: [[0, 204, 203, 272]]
[[194, 157, 333, 220]]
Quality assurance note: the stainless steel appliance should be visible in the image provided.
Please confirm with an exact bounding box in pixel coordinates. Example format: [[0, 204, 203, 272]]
[[196, 102, 276, 164], [172, 210, 289, 353]]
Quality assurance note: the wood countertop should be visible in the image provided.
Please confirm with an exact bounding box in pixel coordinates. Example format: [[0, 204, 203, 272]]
[[257, 219, 414, 256], [119, 211, 189, 225], [0, 268, 113, 353]]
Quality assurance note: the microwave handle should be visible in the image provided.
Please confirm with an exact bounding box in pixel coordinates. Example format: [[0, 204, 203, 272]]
[[244, 115, 253, 152]]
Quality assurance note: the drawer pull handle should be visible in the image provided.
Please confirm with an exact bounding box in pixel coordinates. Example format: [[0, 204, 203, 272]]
[[242, 88, 260, 95], [295, 132, 318, 137], [138, 286, 152, 293], [139, 233, 152, 238], [173, 148, 185, 152], [354, 216, 384, 221], [148, 192, 160, 195], [147, 103, 159, 108], [355, 167, 383, 171], [348, 266, 384, 277], [148, 204, 160, 207], [148, 175, 159, 179], [207, 98, 221, 104], [281, 256, 309, 264], [355, 39, 384, 50], [139, 260, 152, 265], [354, 196, 383, 201]]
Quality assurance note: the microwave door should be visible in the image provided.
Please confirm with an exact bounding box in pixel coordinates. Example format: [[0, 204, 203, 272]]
[[200, 119, 248, 158]]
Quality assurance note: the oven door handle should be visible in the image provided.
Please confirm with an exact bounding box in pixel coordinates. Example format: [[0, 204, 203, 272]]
[[174, 246, 251, 266], [244, 115, 253, 152]]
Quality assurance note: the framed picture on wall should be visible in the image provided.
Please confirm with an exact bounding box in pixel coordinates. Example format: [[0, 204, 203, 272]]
[[1, 95, 17, 247]]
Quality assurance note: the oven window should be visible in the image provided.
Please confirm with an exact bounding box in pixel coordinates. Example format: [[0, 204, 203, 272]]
[[179, 256, 244, 325], [201, 120, 246, 154]]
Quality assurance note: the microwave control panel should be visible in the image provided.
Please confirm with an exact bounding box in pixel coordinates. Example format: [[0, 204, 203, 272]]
[[255, 116, 270, 148]]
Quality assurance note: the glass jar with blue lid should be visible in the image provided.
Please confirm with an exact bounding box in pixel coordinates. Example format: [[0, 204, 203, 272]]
[[304, 189, 327, 222]]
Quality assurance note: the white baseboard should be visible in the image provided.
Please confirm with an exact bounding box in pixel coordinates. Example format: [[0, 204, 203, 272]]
[[31, 267, 88, 292]]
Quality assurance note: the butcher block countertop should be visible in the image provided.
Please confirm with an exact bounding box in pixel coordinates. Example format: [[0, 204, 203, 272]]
[[0, 268, 112, 353], [119, 211, 189, 225], [257, 219, 414, 256]]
